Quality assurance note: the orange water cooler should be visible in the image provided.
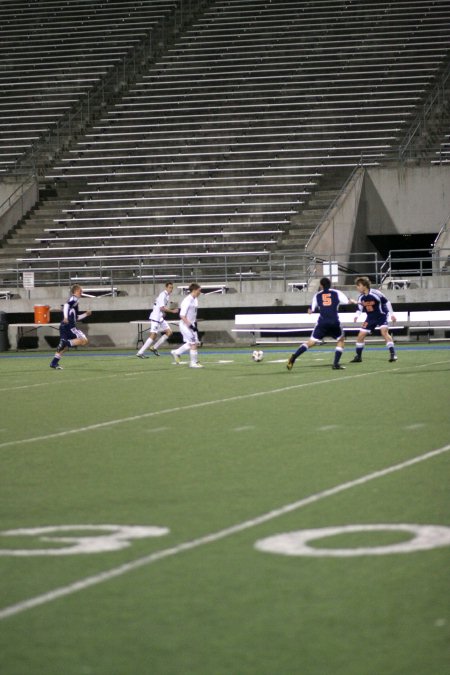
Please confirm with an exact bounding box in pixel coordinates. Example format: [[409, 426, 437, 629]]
[[34, 305, 50, 324]]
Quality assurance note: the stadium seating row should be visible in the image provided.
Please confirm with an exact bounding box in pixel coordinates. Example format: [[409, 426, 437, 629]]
[[0, 0, 193, 173], [1, 0, 449, 285]]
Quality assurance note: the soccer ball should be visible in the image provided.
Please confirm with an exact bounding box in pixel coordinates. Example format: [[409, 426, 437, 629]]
[[252, 350, 264, 362]]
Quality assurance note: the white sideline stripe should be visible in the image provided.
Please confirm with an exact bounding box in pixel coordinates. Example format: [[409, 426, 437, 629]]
[[0, 360, 448, 450], [1, 443, 449, 621], [0, 371, 143, 394]]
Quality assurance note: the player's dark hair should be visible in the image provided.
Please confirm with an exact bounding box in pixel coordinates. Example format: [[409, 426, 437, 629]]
[[355, 276, 371, 289], [320, 277, 331, 290], [189, 282, 201, 292]]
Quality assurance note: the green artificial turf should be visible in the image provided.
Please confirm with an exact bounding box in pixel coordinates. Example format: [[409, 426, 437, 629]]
[[0, 345, 449, 674]]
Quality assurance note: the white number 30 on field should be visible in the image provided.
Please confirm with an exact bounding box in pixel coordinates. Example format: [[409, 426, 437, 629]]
[[0, 524, 170, 556], [255, 524, 450, 557]]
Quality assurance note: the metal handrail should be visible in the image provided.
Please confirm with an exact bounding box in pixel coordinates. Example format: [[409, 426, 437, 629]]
[[2, 249, 448, 291], [0, 174, 36, 218], [380, 248, 432, 280], [432, 213, 450, 251]]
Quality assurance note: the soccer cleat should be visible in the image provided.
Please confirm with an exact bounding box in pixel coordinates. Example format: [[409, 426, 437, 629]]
[[350, 356, 362, 363], [149, 347, 160, 357], [286, 357, 294, 371], [136, 353, 149, 359], [332, 364, 346, 370], [50, 364, 63, 370], [171, 349, 181, 364], [189, 362, 204, 368], [389, 355, 398, 362]]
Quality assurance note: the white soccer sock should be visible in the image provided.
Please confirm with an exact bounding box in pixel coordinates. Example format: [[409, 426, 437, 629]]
[[138, 337, 154, 354], [174, 343, 190, 356], [153, 334, 168, 349]]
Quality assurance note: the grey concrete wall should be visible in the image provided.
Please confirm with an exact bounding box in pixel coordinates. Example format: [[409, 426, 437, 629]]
[[363, 165, 450, 236], [306, 164, 450, 279], [306, 167, 365, 261], [309, 164, 450, 252], [0, 178, 39, 239]]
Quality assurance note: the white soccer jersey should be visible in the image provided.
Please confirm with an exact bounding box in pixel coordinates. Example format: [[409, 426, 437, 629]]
[[179, 293, 198, 326], [149, 289, 169, 322]]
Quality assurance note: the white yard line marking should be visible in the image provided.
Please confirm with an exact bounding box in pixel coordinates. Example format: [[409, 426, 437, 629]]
[[0, 360, 448, 451], [144, 427, 170, 434], [0, 371, 147, 394], [0, 443, 448, 621]]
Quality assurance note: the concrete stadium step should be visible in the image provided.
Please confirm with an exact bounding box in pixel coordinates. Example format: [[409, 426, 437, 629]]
[[1, 182, 86, 265]]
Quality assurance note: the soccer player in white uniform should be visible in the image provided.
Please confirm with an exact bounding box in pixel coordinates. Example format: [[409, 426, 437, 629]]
[[136, 282, 178, 358], [171, 282, 203, 368]]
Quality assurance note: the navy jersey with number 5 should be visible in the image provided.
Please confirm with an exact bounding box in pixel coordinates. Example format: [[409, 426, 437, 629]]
[[310, 288, 349, 341], [312, 288, 348, 322]]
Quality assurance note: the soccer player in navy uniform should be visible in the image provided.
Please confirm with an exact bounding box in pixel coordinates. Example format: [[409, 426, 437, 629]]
[[350, 276, 397, 363], [287, 277, 349, 371], [49, 284, 91, 369]]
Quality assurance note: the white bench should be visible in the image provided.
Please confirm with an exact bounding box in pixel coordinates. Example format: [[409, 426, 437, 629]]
[[408, 311, 450, 340], [233, 312, 409, 344], [70, 276, 116, 296], [288, 282, 309, 292], [383, 279, 411, 290], [81, 287, 118, 298], [177, 284, 229, 295]]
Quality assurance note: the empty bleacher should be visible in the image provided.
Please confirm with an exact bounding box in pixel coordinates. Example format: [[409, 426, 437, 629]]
[[2, 0, 450, 285], [433, 134, 450, 164], [0, 0, 195, 174]]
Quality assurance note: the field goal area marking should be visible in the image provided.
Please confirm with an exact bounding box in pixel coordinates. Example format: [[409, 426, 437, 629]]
[[1, 358, 449, 451], [0, 443, 449, 621]]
